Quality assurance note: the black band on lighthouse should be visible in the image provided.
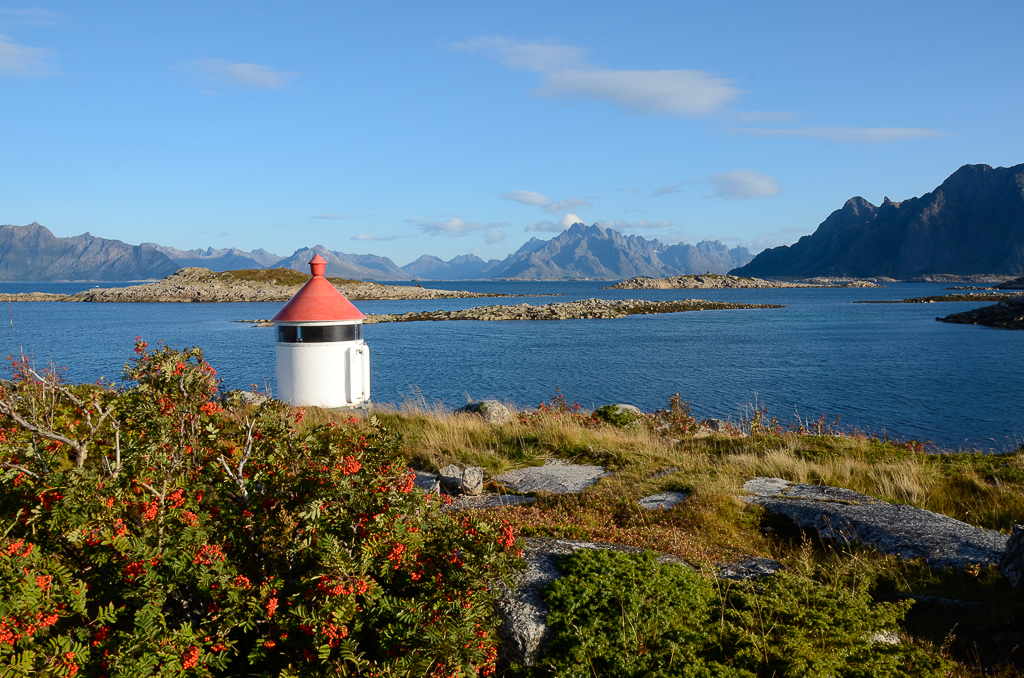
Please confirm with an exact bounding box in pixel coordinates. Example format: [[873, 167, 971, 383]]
[[277, 324, 361, 343]]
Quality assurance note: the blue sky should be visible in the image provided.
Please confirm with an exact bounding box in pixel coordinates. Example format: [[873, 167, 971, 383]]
[[1, 1, 1022, 266]]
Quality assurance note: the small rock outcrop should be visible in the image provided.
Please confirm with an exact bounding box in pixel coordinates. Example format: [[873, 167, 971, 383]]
[[412, 470, 441, 494], [717, 557, 785, 581], [1000, 525, 1024, 587], [637, 491, 689, 510], [438, 465, 485, 496], [455, 400, 513, 425], [0, 267, 517, 303], [937, 297, 1024, 330], [494, 460, 607, 494], [362, 298, 784, 323], [604, 274, 878, 290], [742, 477, 1009, 569]]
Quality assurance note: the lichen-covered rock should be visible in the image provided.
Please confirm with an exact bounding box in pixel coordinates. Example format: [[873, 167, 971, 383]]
[[412, 470, 441, 494], [461, 466, 485, 496], [742, 477, 1009, 568], [637, 491, 689, 510], [455, 400, 513, 425], [999, 524, 1024, 587], [494, 460, 607, 494], [438, 465, 463, 495], [717, 557, 785, 581]]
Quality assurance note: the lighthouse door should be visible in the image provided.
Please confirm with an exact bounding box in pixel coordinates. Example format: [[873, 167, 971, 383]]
[[346, 345, 369, 405]]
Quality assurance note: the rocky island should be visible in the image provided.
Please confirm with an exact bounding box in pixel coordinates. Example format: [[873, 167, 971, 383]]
[[605, 273, 881, 290], [0, 267, 528, 303], [938, 297, 1024, 330], [855, 291, 1024, 304], [238, 297, 785, 325]]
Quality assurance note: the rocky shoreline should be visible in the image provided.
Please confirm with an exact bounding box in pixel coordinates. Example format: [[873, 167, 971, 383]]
[[855, 292, 1024, 304], [236, 298, 784, 325], [363, 298, 784, 322], [0, 267, 531, 302], [937, 297, 1024, 330], [605, 274, 882, 290]]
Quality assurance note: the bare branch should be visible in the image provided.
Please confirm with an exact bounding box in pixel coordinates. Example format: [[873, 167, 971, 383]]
[[1, 462, 39, 478]]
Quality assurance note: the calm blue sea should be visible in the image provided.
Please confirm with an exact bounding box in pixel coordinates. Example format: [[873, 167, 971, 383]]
[[0, 280, 1020, 452]]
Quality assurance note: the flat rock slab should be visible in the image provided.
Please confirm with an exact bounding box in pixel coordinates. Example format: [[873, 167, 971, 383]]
[[413, 471, 441, 494], [494, 460, 607, 494], [448, 494, 536, 512], [497, 537, 688, 667], [742, 477, 1009, 569], [717, 557, 786, 581], [637, 491, 689, 510]]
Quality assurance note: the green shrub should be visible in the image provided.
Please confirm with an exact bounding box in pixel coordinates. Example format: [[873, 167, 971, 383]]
[[0, 340, 521, 677], [592, 405, 639, 428], [527, 549, 947, 678]]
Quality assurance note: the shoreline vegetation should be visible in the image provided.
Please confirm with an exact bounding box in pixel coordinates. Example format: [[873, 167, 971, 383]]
[[0, 344, 1022, 675]]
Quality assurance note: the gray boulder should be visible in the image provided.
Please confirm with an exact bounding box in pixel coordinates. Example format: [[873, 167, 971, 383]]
[[437, 464, 486, 496], [412, 470, 441, 494], [462, 466, 485, 496], [717, 557, 785, 581], [999, 524, 1024, 587], [455, 399, 513, 424], [438, 464, 463, 494], [495, 460, 607, 494], [448, 494, 536, 512], [637, 491, 689, 510], [742, 477, 1009, 569]]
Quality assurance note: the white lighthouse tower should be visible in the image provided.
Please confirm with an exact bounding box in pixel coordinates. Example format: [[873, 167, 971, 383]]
[[272, 254, 370, 408]]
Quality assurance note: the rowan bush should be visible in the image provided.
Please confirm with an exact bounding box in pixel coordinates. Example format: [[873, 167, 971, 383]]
[[0, 340, 521, 677]]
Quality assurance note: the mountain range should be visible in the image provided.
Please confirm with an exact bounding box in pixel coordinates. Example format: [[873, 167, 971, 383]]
[[0, 222, 751, 281], [733, 163, 1024, 278], [7, 163, 1023, 283]]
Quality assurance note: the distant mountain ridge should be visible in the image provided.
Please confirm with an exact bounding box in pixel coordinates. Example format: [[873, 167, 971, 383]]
[[272, 246, 411, 280], [146, 244, 284, 271], [402, 224, 753, 279], [0, 222, 749, 282], [733, 163, 1024, 278], [0, 223, 179, 281]]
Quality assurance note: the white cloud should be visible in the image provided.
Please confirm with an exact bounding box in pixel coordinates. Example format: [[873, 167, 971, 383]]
[[704, 171, 781, 200], [540, 68, 739, 117], [525, 213, 582, 233], [544, 197, 592, 213], [0, 33, 53, 76], [500, 190, 551, 206], [452, 36, 585, 72], [457, 36, 739, 118], [408, 217, 508, 239], [731, 126, 944, 144], [650, 184, 684, 198], [501, 190, 594, 213], [0, 8, 61, 27], [178, 58, 300, 89], [352, 233, 399, 241], [600, 219, 674, 230]]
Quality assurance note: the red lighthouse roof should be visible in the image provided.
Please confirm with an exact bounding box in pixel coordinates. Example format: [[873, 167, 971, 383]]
[[271, 254, 366, 322]]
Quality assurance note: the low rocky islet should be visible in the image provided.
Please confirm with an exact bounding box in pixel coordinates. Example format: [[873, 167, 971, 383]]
[[605, 273, 883, 290]]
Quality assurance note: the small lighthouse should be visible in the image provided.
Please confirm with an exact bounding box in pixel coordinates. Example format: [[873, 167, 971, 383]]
[[272, 254, 370, 408]]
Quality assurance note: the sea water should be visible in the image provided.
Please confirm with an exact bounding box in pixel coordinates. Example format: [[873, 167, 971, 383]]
[[0, 281, 1020, 452]]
